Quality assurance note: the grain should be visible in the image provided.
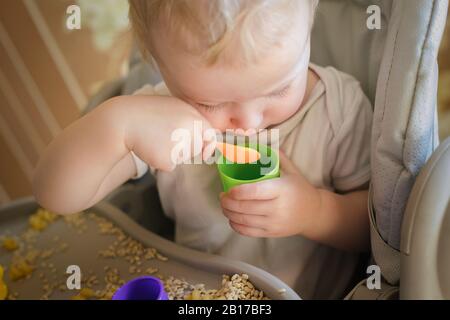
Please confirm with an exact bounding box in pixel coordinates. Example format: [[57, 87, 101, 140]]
[[1, 208, 269, 300], [2, 237, 19, 251], [164, 274, 268, 300]]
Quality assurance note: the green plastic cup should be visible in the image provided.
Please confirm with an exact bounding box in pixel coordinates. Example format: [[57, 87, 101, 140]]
[[216, 143, 280, 192]]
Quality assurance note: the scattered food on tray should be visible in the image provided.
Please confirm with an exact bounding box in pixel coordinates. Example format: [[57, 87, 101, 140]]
[[0, 265, 8, 300], [71, 287, 96, 300], [9, 257, 35, 281], [28, 208, 59, 231], [2, 237, 19, 251], [165, 273, 268, 300], [0, 207, 269, 300]]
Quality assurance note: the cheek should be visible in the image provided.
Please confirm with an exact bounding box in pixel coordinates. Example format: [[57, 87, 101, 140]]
[[267, 78, 309, 122], [265, 93, 304, 122]]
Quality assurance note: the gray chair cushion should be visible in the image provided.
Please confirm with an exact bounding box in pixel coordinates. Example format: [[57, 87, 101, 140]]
[[312, 0, 447, 254]]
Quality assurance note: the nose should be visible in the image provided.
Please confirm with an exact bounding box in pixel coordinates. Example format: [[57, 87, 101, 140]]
[[229, 103, 264, 130]]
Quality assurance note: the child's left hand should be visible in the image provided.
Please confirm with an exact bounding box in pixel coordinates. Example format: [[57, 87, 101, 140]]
[[220, 150, 322, 238]]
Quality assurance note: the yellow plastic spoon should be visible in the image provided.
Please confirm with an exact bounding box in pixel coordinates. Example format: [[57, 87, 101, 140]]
[[216, 142, 261, 164]]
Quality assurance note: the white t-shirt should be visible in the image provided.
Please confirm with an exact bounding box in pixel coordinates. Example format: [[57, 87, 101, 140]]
[[130, 63, 373, 299]]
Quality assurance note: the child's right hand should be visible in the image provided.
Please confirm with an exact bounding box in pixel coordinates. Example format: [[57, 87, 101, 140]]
[[32, 94, 216, 214], [124, 95, 217, 172]]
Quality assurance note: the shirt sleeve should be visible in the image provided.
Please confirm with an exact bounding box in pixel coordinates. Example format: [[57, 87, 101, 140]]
[[329, 84, 373, 193], [128, 83, 167, 180]]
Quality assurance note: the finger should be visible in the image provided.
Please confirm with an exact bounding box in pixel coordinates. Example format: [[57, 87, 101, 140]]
[[229, 221, 266, 238], [222, 209, 267, 229], [278, 149, 299, 175], [220, 196, 272, 215], [228, 179, 281, 200]]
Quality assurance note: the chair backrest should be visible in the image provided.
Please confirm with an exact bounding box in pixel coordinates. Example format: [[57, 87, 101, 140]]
[[312, 0, 448, 286], [311, 0, 392, 104]]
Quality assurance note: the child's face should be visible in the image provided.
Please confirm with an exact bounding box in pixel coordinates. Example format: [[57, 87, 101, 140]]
[[152, 10, 312, 133]]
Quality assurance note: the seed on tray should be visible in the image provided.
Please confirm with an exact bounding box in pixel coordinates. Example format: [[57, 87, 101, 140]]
[[71, 287, 96, 300], [145, 267, 158, 274], [2, 237, 19, 251], [156, 253, 168, 261], [163, 274, 268, 300], [0, 265, 8, 300], [9, 259, 34, 281], [40, 249, 54, 259], [29, 209, 59, 231]]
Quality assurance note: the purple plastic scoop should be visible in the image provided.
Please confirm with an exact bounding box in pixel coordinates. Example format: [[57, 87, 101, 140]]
[[112, 276, 168, 300]]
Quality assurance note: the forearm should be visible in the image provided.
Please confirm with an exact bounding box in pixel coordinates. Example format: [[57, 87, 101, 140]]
[[33, 97, 133, 215], [303, 189, 370, 252], [33, 94, 211, 215]]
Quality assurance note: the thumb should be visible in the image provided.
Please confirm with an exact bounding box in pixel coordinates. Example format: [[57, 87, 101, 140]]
[[278, 149, 300, 175]]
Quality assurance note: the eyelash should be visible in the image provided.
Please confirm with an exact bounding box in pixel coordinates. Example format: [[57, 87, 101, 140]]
[[270, 85, 291, 98], [197, 103, 224, 111], [196, 84, 291, 110]]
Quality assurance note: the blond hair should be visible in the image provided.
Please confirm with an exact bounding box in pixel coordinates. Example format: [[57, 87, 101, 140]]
[[129, 0, 319, 67]]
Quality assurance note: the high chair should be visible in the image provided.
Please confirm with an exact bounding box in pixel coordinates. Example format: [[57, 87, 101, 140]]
[[83, 0, 449, 299]]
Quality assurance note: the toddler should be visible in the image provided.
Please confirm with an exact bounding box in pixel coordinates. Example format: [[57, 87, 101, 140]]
[[33, 0, 373, 299]]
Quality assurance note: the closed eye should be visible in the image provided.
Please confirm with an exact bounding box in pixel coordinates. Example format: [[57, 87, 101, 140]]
[[195, 83, 291, 109], [196, 102, 224, 110]]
